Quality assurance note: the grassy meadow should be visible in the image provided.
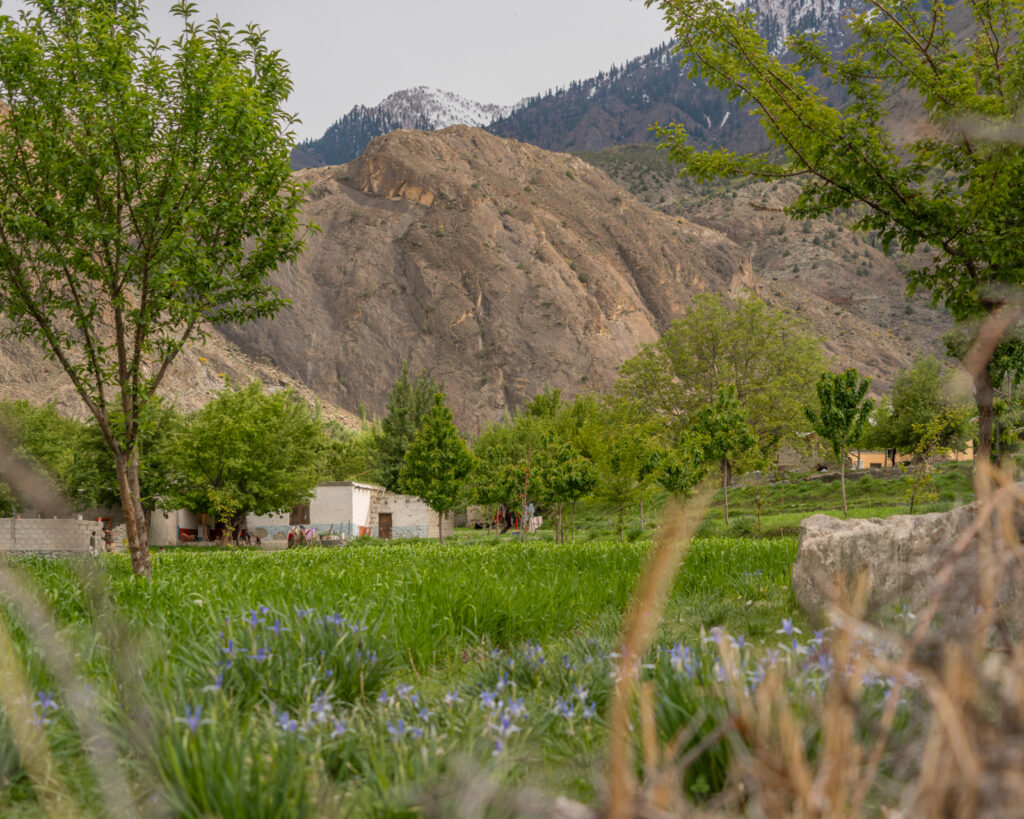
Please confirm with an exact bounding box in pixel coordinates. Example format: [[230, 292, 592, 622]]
[[0, 533, 819, 816], [0, 466, 977, 815]]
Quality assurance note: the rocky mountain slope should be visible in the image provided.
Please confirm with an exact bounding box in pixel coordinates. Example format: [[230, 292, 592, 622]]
[[227, 126, 755, 431], [577, 142, 951, 376], [223, 127, 945, 431], [292, 87, 511, 169], [296, 0, 853, 169]]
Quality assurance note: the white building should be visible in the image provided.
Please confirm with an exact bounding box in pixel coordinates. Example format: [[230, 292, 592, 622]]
[[246, 481, 453, 541]]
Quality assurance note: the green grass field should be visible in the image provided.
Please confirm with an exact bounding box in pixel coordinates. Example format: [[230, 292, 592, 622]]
[[0, 535, 813, 815], [565, 462, 975, 540]]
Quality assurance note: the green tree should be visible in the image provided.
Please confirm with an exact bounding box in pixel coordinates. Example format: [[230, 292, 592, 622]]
[[533, 435, 597, 543], [655, 432, 708, 499], [76, 399, 184, 512], [806, 370, 875, 517], [320, 421, 378, 483], [0, 401, 91, 508], [616, 293, 824, 458], [163, 382, 323, 538], [867, 355, 971, 458], [0, 1, 307, 575], [400, 394, 474, 545], [581, 401, 661, 541], [648, 0, 1024, 463], [691, 386, 757, 526], [375, 363, 443, 491]]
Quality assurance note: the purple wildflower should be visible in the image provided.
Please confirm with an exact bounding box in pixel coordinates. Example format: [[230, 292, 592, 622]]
[[179, 705, 208, 735]]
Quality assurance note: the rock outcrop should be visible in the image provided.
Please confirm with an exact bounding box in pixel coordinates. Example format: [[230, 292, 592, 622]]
[[222, 126, 754, 430], [792, 498, 1024, 639]]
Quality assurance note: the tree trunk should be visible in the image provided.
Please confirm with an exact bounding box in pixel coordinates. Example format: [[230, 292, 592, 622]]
[[571, 499, 577, 543], [114, 448, 150, 578], [639, 497, 645, 530], [975, 364, 994, 466], [438, 510, 444, 545], [722, 458, 730, 527], [557, 502, 563, 544], [840, 448, 848, 518]]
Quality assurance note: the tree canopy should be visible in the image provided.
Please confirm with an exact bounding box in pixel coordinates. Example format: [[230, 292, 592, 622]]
[[375, 363, 443, 491], [806, 369, 874, 517], [162, 381, 323, 534], [647, 0, 1024, 461], [616, 293, 824, 457], [865, 355, 972, 456], [0, 1, 307, 574]]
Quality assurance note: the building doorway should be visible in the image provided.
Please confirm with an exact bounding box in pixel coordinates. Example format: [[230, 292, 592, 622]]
[[378, 513, 392, 540]]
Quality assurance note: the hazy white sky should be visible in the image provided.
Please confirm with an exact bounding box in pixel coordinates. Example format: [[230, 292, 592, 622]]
[[1, 1, 673, 140]]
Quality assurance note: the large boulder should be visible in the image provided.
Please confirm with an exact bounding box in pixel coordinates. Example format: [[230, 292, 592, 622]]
[[792, 494, 1024, 638]]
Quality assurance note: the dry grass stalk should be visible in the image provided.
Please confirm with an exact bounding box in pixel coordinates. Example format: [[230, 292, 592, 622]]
[[0, 566, 140, 818], [606, 490, 712, 819], [0, 610, 83, 818]]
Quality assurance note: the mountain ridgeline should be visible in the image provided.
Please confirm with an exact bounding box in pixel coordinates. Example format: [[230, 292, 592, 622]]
[[293, 88, 511, 169], [292, 0, 852, 170]]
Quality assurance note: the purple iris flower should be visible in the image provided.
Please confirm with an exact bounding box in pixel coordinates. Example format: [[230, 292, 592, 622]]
[[508, 698, 528, 719], [493, 714, 519, 737], [331, 719, 347, 738], [246, 610, 264, 628], [270, 619, 289, 637], [180, 705, 206, 734]]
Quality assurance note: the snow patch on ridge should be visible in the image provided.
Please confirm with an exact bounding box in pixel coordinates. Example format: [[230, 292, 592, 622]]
[[367, 87, 512, 130]]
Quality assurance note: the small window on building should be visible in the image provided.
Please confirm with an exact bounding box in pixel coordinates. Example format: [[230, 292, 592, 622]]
[[869, 462, 882, 468], [289, 504, 310, 525]]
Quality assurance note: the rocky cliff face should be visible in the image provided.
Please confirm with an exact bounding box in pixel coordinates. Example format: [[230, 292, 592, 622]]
[[579, 144, 951, 390], [224, 126, 754, 430]]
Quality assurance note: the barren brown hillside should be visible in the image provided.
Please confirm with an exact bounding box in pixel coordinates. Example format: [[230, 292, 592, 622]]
[[220, 126, 755, 430]]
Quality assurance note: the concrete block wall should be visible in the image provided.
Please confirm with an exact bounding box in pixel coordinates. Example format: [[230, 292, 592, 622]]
[[0, 518, 94, 553], [378, 493, 454, 539]]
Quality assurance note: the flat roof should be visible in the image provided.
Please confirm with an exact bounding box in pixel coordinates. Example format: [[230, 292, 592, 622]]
[[317, 481, 385, 491]]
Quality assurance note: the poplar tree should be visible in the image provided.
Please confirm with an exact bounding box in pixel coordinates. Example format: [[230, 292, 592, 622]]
[[400, 394, 473, 545], [691, 386, 757, 526], [806, 369, 874, 517]]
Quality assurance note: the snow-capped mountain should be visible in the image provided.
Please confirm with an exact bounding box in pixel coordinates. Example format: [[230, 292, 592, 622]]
[[292, 87, 511, 169], [747, 0, 847, 53], [377, 87, 512, 130], [294, 0, 852, 169]]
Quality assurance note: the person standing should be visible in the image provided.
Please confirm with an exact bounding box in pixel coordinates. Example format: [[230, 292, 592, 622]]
[[89, 531, 98, 555]]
